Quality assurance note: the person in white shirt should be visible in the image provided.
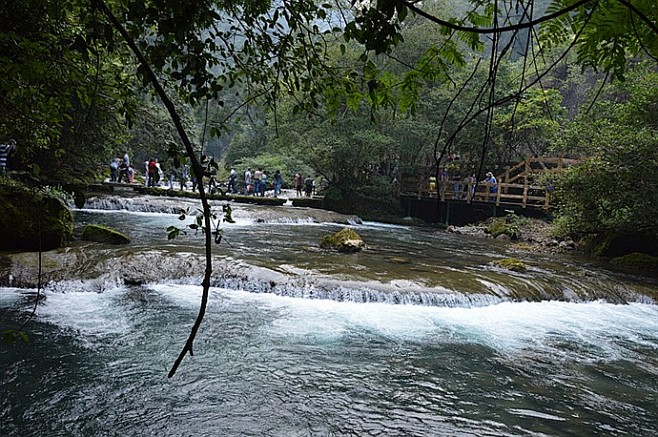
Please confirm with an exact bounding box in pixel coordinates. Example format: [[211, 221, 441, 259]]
[[228, 168, 237, 193], [244, 168, 252, 195]]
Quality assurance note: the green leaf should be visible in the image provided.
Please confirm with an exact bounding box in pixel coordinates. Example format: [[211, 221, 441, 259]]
[[167, 226, 180, 240]]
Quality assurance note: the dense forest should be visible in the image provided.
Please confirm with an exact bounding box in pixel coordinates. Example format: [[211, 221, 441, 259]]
[[2, 0, 656, 236]]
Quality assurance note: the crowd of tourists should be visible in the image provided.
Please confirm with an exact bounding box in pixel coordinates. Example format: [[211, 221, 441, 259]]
[[106, 154, 326, 198], [239, 168, 324, 197], [109, 152, 135, 183], [427, 168, 498, 201]]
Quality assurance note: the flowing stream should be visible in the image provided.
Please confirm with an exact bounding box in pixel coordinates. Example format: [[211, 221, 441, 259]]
[[1, 195, 657, 436]]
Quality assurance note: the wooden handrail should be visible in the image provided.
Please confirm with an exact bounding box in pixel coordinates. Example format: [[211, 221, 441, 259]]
[[399, 155, 581, 209]]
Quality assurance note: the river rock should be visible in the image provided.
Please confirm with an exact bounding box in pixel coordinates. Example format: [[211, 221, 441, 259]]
[[81, 224, 131, 244], [447, 224, 488, 237], [320, 227, 365, 253], [492, 257, 527, 272], [0, 178, 73, 251], [609, 252, 658, 274]]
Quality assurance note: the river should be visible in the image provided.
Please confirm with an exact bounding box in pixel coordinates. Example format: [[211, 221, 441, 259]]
[[1, 195, 657, 436]]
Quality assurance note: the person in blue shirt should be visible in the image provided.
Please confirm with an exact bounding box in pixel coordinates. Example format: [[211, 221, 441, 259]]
[[273, 170, 283, 196], [485, 171, 497, 201], [109, 158, 119, 182]]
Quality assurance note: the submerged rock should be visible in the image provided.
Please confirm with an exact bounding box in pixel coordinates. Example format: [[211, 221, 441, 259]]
[[389, 256, 412, 264], [492, 257, 527, 272], [81, 224, 131, 244]]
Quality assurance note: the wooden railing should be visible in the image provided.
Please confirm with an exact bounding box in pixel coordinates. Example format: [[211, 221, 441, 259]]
[[500, 156, 580, 185], [399, 180, 550, 209], [398, 156, 580, 209]]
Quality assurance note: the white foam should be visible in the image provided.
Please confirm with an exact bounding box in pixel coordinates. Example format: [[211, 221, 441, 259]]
[[32, 287, 132, 340], [357, 221, 410, 230], [77, 208, 173, 216], [5, 284, 657, 364], [507, 408, 566, 421], [218, 290, 658, 361]]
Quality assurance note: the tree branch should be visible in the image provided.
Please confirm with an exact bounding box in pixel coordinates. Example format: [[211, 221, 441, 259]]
[[94, 0, 214, 378], [616, 0, 658, 36], [392, 0, 595, 34]]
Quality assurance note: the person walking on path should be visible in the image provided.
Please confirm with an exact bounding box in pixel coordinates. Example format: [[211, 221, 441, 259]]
[[304, 175, 314, 197], [110, 158, 119, 182], [144, 159, 150, 186], [244, 168, 252, 195], [294, 173, 303, 197], [0, 139, 16, 177], [253, 168, 263, 196], [274, 170, 283, 196], [260, 170, 267, 196], [228, 168, 237, 194], [147, 158, 157, 187], [180, 164, 189, 191], [118, 158, 129, 183]]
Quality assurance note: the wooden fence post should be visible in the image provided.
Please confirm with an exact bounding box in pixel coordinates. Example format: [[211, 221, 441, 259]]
[[503, 166, 510, 194], [496, 182, 501, 206]]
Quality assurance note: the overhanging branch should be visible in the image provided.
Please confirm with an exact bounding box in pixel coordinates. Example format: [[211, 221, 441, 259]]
[[393, 0, 595, 34], [95, 0, 215, 378]]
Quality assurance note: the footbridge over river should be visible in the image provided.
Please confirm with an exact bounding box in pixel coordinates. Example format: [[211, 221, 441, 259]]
[[398, 156, 581, 225]]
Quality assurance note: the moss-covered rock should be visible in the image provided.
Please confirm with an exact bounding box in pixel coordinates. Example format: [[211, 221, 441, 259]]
[[0, 179, 73, 251], [584, 232, 658, 258], [165, 189, 188, 198], [486, 217, 521, 240], [492, 257, 527, 272], [320, 227, 365, 253], [609, 252, 658, 272], [320, 234, 336, 249], [81, 224, 131, 245]]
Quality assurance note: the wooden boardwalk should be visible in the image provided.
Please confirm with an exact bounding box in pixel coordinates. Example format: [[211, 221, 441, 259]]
[[399, 156, 580, 210]]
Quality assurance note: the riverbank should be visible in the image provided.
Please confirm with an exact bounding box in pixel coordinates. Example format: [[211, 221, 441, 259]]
[[447, 217, 577, 254], [447, 216, 658, 278]]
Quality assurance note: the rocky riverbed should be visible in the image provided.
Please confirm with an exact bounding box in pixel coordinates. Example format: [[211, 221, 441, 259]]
[[447, 217, 578, 253]]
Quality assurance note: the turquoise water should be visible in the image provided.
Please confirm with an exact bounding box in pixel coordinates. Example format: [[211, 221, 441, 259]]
[[1, 204, 657, 436], [2, 286, 657, 436]]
